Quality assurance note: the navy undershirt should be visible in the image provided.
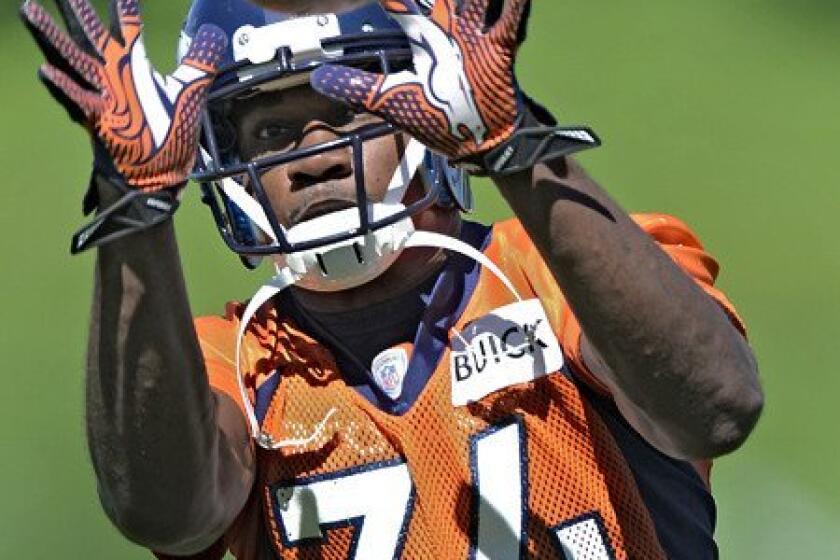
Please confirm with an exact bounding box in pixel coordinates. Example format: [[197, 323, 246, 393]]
[[279, 221, 492, 416], [301, 270, 439, 371], [579, 381, 719, 559]]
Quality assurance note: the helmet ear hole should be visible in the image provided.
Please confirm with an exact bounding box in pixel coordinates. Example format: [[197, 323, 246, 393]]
[[423, 152, 473, 213], [442, 164, 472, 213], [240, 255, 263, 270], [207, 104, 239, 163]]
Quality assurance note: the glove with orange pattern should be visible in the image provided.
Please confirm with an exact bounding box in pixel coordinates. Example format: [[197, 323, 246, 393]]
[[21, 0, 226, 252], [311, 0, 599, 176]]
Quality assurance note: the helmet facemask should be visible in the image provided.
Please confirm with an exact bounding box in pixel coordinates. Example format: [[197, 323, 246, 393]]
[[189, 8, 471, 290]]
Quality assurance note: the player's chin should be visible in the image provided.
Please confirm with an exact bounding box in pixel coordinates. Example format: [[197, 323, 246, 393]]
[[247, 0, 370, 14]]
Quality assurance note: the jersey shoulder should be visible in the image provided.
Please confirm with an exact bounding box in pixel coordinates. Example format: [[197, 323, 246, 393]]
[[194, 300, 296, 362], [492, 213, 706, 245], [193, 303, 240, 358], [631, 213, 706, 247], [193, 301, 303, 416], [490, 213, 723, 290]]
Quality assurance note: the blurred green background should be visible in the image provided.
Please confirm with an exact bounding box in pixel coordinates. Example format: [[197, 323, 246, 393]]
[[1, 0, 838, 558]]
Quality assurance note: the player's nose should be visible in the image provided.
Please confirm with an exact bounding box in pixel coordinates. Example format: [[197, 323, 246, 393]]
[[285, 124, 352, 190]]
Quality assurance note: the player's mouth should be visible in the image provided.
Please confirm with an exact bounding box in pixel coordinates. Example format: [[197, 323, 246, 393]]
[[290, 198, 357, 227]]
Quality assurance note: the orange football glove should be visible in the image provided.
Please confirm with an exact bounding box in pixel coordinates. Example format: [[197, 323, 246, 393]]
[[21, 0, 226, 250], [311, 0, 599, 175]]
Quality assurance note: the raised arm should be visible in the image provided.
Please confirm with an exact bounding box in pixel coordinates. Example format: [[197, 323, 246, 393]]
[[308, 0, 762, 461], [494, 157, 763, 460], [21, 0, 253, 553], [87, 187, 253, 554]]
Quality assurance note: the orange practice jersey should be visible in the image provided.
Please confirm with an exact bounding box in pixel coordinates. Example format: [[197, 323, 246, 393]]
[[166, 216, 744, 560]]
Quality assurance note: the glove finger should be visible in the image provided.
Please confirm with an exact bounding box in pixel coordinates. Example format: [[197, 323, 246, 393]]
[[427, 0, 460, 33], [107, 0, 141, 46], [163, 26, 228, 164], [380, 0, 422, 16], [488, 0, 529, 47], [381, 0, 453, 67], [20, 0, 103, 89], [151, 26, 227, 187], [178, 24, 228, 76], [311, 63, 461, 155], [55, 0, 109, 55], [39, 62, 102, 124], [311, 63, 385, 116], [458, 0, 487, 28]]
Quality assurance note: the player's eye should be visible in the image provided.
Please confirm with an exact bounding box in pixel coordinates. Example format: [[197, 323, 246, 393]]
[[336, 110, 380, 132], [339, 107, 356, 124]]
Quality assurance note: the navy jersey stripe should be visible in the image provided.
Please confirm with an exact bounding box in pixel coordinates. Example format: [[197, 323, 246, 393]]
[[581, 383, 719, 560]]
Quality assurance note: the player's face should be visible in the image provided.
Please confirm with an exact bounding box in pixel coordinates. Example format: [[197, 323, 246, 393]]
[[230, 85, 459, 308], [231, 86, 422, 230]]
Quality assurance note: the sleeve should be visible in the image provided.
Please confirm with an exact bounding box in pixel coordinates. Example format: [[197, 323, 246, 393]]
[[191, 302, 272, 419], [193, 309, 249, 418], [512, 214, 747, 395]]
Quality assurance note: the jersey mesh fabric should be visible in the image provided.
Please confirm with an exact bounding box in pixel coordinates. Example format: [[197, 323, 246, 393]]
[[169, 215, 742, 559]]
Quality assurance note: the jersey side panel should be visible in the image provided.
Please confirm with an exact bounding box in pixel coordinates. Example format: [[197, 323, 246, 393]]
[[460, 231, 667, 557], [492, 217, 725, 554]]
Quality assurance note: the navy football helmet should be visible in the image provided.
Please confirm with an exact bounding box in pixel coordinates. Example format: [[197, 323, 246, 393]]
[[181, 0, 472, 269]]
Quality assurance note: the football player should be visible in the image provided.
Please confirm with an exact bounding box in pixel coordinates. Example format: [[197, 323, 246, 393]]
[[21, 0, 763, 558]]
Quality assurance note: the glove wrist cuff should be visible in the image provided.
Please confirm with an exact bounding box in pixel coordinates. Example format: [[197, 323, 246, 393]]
[[71, 167, 181, 254], [454, 93, 601, 176]]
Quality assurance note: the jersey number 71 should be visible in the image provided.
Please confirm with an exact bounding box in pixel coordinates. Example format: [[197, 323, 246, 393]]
[[272, 417, 616, 559]]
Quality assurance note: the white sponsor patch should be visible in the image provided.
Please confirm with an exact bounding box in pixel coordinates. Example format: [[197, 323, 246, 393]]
[[371, 347, 409, 401], [450, 299, 564, 406]]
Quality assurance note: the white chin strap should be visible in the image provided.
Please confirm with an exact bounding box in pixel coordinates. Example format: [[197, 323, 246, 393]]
[[221, 138, 523, 448], [276, 203, 415, 293], [235, 229, 524, 449]]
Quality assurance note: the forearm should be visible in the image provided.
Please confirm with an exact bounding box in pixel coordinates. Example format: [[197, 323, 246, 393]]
[[21, 2, 246, 549], [493, 157, 762, 459], [86, 209, 251, 552]]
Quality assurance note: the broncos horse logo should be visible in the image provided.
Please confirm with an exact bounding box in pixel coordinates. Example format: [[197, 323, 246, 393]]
[[377, 5, 488, 146], [311, 0, 529, 159]]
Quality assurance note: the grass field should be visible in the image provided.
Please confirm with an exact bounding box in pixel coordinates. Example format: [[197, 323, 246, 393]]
[[1, 0, 839, 557]]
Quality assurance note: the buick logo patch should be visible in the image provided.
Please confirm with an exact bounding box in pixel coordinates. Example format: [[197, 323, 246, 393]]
[[450, 299, 565, 406]]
